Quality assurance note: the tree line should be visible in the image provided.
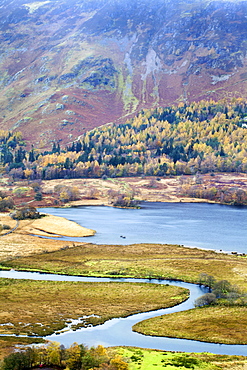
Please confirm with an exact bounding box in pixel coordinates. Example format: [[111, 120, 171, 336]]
[[1, 98, 247, 181], [195, 273, 247, 307], [1, 343, 128, 370]]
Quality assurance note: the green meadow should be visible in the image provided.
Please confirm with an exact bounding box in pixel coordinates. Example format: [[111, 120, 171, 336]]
[[115, 347, 247, 370]]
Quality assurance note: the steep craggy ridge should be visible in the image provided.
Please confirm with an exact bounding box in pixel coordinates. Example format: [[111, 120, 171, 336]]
[[0, 0, 246, 148]]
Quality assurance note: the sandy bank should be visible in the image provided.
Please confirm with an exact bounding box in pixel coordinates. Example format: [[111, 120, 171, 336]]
[[0, 213, 95, 238], [23, 214, 96, 238]]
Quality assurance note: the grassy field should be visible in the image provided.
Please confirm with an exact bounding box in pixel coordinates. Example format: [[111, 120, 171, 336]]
[[2, 243, 246, 291], [0, 231, 83, 261], [0, 278, 188, 336], [115, 347, 247, 370], [133, 305, 247, 344]]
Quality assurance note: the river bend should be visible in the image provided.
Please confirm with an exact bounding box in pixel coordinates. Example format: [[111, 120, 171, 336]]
[[0, 270, 246, 356]]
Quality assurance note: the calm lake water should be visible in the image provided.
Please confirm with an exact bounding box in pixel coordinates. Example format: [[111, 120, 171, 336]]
[[39, 202, 247, 254]]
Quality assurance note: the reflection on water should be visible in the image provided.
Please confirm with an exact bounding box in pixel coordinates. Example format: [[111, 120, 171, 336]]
[[0, 270, 246, 355], [39, 202, 247, 253]]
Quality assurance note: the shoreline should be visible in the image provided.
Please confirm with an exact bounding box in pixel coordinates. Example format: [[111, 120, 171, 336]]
[[0, 213, 95, 262], [66, 197, 216, 208], [182, 243, 245, 257], [0, 213, 95, 239], [0, 173, 246, 210]]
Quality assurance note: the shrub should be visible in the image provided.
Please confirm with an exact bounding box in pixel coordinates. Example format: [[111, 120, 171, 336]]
[[196, 273, 247, 306], [0, 196, 14, 211], [113, 194, 138, 208], [30, 182, 41, 192], [2, 224, 11, 230], [34, 192, 43, 201], [54, 185, 80, 202], [11, 206, 40, 220], [195, 293, 217, 307], [162, 354, 199, 369], [12, 187, 29, 197]]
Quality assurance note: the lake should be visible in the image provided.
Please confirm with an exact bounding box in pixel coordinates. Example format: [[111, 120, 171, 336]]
[[39, 202, 247, 254]]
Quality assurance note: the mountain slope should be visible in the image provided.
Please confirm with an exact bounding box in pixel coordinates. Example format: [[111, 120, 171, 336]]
[[0, 0, 247, 148]]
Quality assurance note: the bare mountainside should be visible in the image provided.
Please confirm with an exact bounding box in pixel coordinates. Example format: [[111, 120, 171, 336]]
[[0, 0, 247, 148]]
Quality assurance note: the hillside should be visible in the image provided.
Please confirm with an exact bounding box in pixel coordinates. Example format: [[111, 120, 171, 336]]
[[1, 99, 247, 188], [0, 0, 247, 148]]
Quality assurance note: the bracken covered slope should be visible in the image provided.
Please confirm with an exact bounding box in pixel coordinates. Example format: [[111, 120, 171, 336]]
[[0, 0, 247, 148]]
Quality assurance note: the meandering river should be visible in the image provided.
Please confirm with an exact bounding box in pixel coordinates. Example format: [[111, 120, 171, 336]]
[[0, 269, 246, 355]]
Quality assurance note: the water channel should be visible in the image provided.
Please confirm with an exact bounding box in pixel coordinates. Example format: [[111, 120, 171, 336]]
[[0, 269, 246, 355]]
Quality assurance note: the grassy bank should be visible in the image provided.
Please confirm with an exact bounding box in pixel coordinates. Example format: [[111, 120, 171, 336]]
[[2, 243, 246, 291], [133, 305, 247, 344], [0, 278, 188, 336], [114, 347, 247, 370]]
